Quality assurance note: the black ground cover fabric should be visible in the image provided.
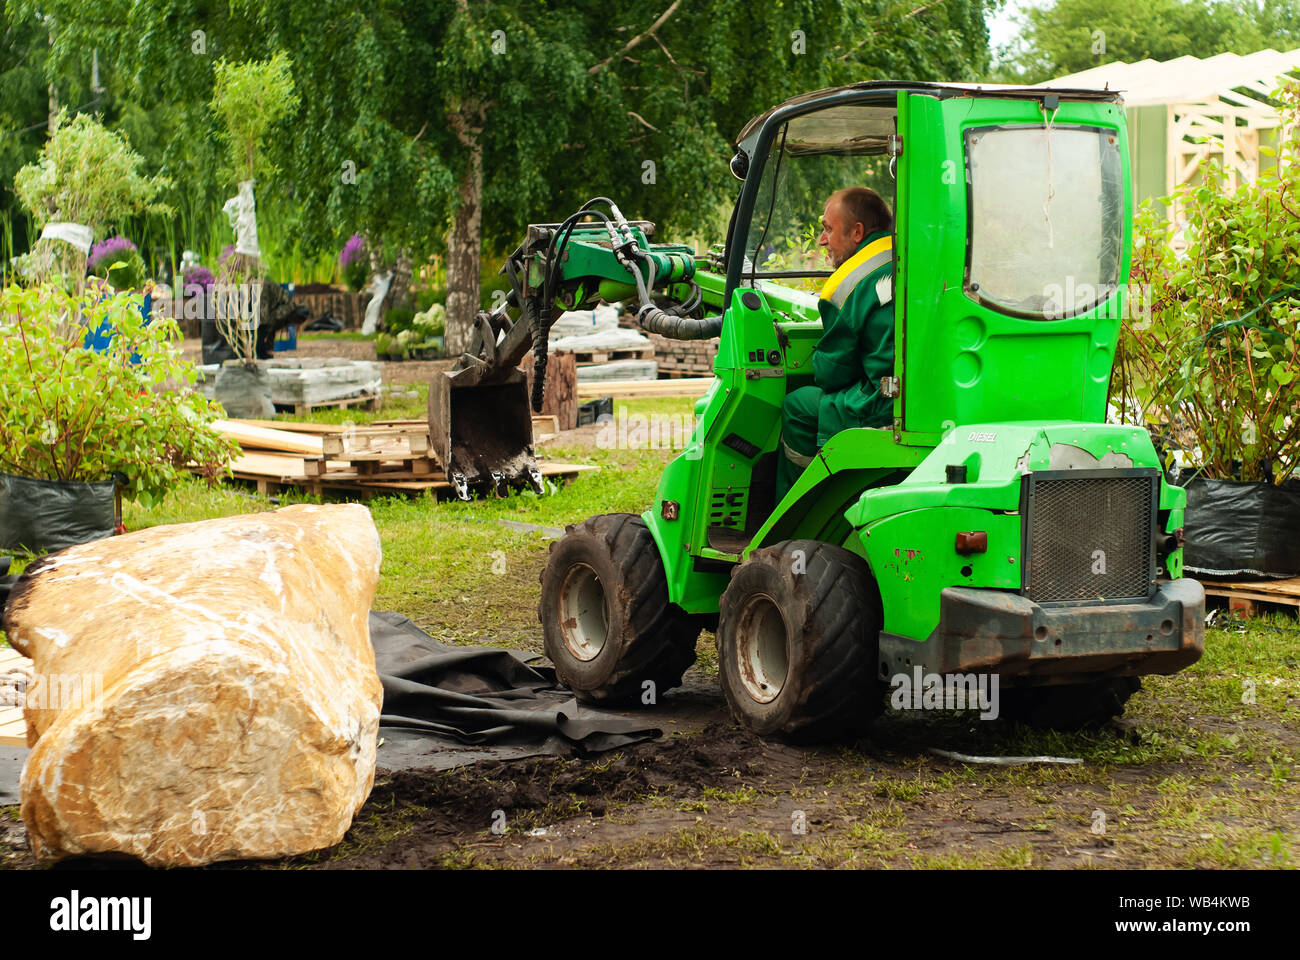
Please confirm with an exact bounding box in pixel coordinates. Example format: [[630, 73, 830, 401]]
[[372, 611, 661, 770]]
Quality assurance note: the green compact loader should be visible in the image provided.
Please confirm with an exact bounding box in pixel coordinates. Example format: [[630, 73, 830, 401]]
[[431, 80, 1205, 740]]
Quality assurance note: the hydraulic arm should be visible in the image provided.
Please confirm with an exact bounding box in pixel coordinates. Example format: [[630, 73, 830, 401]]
[[429, 198, 722, 499]]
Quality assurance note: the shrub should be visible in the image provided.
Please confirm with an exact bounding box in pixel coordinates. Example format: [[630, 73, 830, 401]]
[[0, 283, 236, 506], [13, 112, 170, 289], [1115, 84, 1300, 484]]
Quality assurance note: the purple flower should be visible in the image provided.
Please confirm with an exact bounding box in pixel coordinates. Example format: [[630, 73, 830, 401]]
[[339, 233, 367, 267], [88, 235, 138, 270], [183, 265, 215, 290], [218, 244, 236, 267]]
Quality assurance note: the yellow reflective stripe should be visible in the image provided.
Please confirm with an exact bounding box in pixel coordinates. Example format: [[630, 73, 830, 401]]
[[820, 236, 892, 303]]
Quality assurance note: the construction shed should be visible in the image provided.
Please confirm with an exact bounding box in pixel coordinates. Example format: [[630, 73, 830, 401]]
[[1047, 48, 1300, 216]]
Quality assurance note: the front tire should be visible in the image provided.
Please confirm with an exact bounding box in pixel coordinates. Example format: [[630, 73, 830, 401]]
[[539, 513, 698, 704], [717, 540, 884, 742]]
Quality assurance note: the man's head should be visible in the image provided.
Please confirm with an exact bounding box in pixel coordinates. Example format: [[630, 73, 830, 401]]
[[819, 187, 893, 269]]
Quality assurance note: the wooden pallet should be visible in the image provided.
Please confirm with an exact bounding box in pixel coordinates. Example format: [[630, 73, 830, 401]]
[[576, 377, 713, 398], [1199, 575, 1300, 617], [226, 460, 598, 499], [567, 347, 654, 365], [0, 645, 30, 748], [272, 392, 381, 416]]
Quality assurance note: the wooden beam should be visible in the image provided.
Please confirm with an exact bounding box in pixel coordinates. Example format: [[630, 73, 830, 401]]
[[214, 420, 325, 456]]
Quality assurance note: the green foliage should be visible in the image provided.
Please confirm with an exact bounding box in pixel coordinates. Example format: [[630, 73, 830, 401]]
[[91, 249, 148, 291], [1115, 81, 1300, 484], [384, 305, 416, 334], [993, 0, 1300, 83], [13, 111, 171, 231], [414, 302, 445, 337], [210, 53, 300, 182], [378, 302, 444, 359], [0, 283, 236, 505]]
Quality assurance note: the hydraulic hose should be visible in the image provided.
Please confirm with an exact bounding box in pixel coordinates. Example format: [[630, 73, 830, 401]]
[[635, 304, 723, 340]]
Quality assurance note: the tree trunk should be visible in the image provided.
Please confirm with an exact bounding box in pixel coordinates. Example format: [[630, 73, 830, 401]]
[[387, 250, 414, 310], [445, 106, 485, 357]]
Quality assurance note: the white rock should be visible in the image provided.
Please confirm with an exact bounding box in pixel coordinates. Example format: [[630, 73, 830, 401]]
[[3, 503, 383, 866]]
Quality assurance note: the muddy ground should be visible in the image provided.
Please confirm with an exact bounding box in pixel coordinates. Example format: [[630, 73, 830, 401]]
[[6, 660, 1295, 871]]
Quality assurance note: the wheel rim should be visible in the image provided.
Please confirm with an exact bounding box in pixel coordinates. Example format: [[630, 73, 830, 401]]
[[557, 562, 609, 661], [735, 594, 789, 704]]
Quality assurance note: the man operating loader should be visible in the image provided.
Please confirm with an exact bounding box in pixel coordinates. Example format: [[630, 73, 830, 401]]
[[776, 186, 895, 499]]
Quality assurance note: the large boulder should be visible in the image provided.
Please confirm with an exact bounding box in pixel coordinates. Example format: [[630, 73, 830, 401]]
[[2, 503, 383, 866]]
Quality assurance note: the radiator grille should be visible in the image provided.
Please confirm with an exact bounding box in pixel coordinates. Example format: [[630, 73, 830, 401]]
[[1025, 474, 1154, 603]]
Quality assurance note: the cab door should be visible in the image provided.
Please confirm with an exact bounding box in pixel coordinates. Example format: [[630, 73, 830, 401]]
[[894, 91, 1133, 441]]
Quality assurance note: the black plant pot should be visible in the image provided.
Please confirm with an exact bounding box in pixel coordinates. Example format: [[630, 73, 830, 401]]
[[0, 474, 118, 555], [1180, 477, 1300, 579]]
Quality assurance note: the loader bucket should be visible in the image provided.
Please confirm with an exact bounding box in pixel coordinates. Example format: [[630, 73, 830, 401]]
[[429, 368, 542, 499]]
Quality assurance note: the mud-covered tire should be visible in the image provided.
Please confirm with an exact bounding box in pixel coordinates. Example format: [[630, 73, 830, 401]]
[[716, 540, 884, 743], [539, 513, 699, 705], [999, 677, 1141, 730]]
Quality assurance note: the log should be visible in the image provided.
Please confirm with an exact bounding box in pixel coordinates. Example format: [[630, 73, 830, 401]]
[[520, 351, 578, 430]]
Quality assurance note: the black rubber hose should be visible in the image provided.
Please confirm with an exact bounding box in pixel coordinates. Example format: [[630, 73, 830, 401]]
[[531, 295, 551, 412], [636, 304, 723, 340]]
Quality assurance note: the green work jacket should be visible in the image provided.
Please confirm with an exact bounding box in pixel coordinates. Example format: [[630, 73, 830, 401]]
[[811, 230, 894, 445]]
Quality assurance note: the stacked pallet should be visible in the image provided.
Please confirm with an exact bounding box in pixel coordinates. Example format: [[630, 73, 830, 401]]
[[646, 333, 718, 378], [1198, 575, 1300, 617], [195, 358, 383, 415], [204, 418, 591, 498]]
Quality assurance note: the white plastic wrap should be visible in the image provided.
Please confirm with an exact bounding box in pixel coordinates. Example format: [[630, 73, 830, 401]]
[[222, 179, 261, 258], [39, 222, 93, 255]]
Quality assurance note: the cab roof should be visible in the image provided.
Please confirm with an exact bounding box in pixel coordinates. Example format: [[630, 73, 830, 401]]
[[735, 80, 1124, 156]]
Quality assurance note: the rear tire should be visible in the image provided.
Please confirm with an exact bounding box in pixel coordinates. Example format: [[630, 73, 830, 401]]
[[539, 513, 698, 705], [717, 540, 884, 743], [999, 677, 1141, 730]]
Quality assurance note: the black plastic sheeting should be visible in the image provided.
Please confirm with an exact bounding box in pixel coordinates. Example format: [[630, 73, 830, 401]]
[[372, 611, 662, 770], [0, 474, 116, 555], [1182, 477, 1300, 579]]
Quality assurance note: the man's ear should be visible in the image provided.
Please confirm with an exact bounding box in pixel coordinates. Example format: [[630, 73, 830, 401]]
[[852, 221, 866, 244]]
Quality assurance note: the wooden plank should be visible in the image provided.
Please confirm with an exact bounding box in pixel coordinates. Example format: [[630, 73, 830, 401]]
[[1199, 576, 1300, 608], [0, 647, 25, 669], [214, 420, 324, 456], [577, 377, 712, 398], [229, 418, 349, 435], [0, 723, 25, 748], [231, 451, 313, 480], [321, 431, 429, 458]]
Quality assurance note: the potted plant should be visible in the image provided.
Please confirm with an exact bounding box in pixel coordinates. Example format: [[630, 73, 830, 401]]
[[208, 53, 300, 417], [12, 111, 170, 293], [0, 283, 236, 555], [1114, 81, 1300, 579]]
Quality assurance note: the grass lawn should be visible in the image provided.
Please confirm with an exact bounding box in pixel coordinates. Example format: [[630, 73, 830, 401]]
[[80, 391, 688, 651]]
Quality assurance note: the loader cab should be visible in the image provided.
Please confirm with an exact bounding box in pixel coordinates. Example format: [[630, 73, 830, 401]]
[[646, 82, 1135, 612], [723, 82, 1132, 442]]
